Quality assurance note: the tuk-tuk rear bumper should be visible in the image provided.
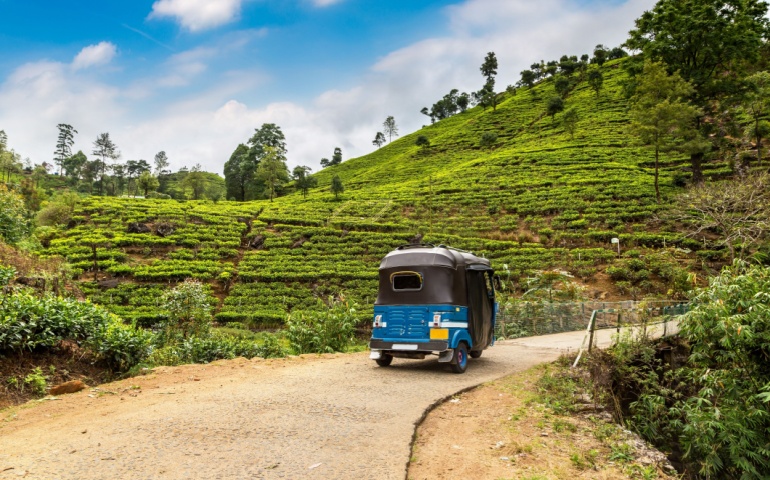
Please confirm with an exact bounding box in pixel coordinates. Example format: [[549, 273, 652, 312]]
[[369, 339, 449, 352]]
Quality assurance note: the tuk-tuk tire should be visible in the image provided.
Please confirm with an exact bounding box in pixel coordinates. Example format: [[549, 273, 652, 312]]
[[470, 350, 482, 359], [451, 343, 468, 374], [376, 354, 393, 367]]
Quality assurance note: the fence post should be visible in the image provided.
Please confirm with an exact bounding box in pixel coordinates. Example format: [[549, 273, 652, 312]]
[[588, 310, 597, 352]]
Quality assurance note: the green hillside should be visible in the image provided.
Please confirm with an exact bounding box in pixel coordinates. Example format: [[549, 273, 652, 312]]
[[37, 58, 720, 329]]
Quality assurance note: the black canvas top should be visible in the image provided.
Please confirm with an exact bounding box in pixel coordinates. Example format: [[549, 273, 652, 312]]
[[375, 245, 492, 306]]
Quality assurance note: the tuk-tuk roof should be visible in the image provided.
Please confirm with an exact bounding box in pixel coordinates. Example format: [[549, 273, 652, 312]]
[[379, 244, 491, 270]]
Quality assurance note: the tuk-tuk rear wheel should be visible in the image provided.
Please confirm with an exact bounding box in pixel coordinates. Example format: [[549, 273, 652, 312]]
[[470, 350, 482, 359], [376, 354, 393, 367], [450, 343, 468, 374]]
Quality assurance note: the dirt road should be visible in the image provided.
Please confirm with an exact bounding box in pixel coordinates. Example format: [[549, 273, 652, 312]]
[[0, 326, 669, 479]]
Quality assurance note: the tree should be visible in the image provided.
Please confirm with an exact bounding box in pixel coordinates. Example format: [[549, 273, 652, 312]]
[[480, 51, 499, 110], [0, 185, 29, 245], [372, 132, 386, 148], [223, 144, 255, 201], [61, 150, 87, 183], [546, 96, 564, 123], [125, 159, 151, 196], [256, 146, 289, 201], [563, 108, 579, 139], [742, 72, 770, 166], [591, 44, 608, 66], [154, 151, 169, 175], [457, 93, 470, 112], [92, 133, 119, 196], [137, 171, 159, 197], [181, 164, 207, 200], [553, 75, 570, 98], [518, 69, 537, 97], [670, 174, 770, 261], [415, 135, 430, 150], [54, 124, 77, 176], [627, 0, 770, 183], [479, 132, 498, 148], [161, 279, 212, 339], [587, 67, 603, 97], [629, 61, 701, 203], [383, 116, 398, 143], [248, 123, 287, 160], [320, 158, 330, 168], [420, 107, 434, 124], [292, 165, 317, 198], [330, 147, 342, 166], [330, 175, 344, 200]]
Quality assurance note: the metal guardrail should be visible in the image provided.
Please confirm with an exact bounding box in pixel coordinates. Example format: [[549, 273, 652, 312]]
[[495, 300, 690, 340]]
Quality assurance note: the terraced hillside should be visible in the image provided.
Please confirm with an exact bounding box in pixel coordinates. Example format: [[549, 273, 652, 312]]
[[40, 59, 722, 329]]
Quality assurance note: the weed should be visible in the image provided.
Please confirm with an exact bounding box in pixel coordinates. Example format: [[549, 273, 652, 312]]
[[24, 367, 47, 396], [608, 443, 635, 463]]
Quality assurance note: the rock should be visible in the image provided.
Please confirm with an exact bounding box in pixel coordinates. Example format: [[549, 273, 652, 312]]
[[155, 222, 175, 237], [97, 278, 121, 289], [50, 380, 87, 396], [127, 222, 151, 234], [574, 393, 593, 404], [249, 234, 265, 249], [291, 237, 307, 249], [409, 233, 424, 244]]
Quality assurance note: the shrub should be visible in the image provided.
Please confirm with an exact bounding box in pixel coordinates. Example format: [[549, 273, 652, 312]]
[[479, 132, 498, 148], [24, 367, 47, 396], [0, 185, 29, 245], [286, 297, 356, 354], [160, 279, 213, 339]]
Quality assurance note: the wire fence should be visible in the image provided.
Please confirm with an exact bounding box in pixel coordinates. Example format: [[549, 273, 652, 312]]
[[495, 300, 690, 340]]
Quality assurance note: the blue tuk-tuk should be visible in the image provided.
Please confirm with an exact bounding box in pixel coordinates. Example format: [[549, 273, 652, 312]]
[[369, 244, 497, 373]]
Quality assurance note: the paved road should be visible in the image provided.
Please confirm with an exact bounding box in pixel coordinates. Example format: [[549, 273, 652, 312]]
[[0, 324, 673, 480]]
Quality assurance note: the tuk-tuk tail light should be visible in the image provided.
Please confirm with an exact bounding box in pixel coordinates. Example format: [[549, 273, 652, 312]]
[[373, 315, 386, 328], [431, 314, 442, 328]]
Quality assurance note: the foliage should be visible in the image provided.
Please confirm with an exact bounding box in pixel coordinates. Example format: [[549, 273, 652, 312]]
[[0, 184, 29, 244], [0, 291, 151, 372], [546, 96, 564, 122], [285, 297, 356, 354], [670, 173, 770, 260], [330, 175, 344, 199], [372, 131, 386, 148], [383, 116, 398, 142], [161, 279, 213, 339], [24, 367, 47, 396], [147, 331, 286, 366], [256, 146, 290, 201], [629, 61, 701, 202], [415, 135, 430, 150]]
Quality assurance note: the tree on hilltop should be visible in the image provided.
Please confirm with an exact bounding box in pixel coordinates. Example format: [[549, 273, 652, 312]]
[[383, 116, 398, 143], [54, 124, 77, 176], [256, 146, 289, 202], [154, 151, 169, 175], [292, 165, 317, 198], [480, 52, 499, 110], [587, 67, 603, 97], [372, 132, 386, 148], [546, 96, 564, 123], [331, 147, 342, 166]]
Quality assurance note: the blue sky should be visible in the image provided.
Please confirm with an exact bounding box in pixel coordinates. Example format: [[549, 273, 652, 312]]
[[0, 0, 655, 174]]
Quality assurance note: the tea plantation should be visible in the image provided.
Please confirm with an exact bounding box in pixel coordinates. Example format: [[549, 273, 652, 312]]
[[37, 59, 718, 330]]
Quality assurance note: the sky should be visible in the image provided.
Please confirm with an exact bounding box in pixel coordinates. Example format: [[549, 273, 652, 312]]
[[0, 0, 656, 175]]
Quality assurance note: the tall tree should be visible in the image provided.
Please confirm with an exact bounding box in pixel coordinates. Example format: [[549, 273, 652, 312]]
[[627, 0, 770, 183], [480, 51, 499, 110], [91, 132, 119, 196], [292, 165, 317, 198], [372, 131, 386, 148], [54, 124, 77, 176], [587, 67, 604, 97], [61, 150, 87, 183], [330, 175, 344, 200], [629, 61, 701, 203], [546, 96, 564, 123], [383, 116, 398, 143], [137, 171, 160, 197], [742, 71, 770, 166], [331, 147, 342, 166], [255, 146, 289, 201], [563, 108, 579, 139], [181, 164, 207, 200], [223, 144, 255, 201], [154, 151, 169, 174]]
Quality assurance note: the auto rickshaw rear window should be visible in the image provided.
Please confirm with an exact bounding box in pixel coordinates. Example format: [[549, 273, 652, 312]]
[[392, 272, 423, 290]]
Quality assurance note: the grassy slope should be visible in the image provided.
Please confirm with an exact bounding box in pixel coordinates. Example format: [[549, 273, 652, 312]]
[[40, 59, 722, 329]]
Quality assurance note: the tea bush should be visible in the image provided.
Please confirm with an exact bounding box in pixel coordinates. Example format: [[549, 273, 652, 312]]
[[285, 297, 357, 354]]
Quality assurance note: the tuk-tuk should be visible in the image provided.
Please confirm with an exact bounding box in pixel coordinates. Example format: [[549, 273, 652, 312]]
[[369, 244, 497, 373]]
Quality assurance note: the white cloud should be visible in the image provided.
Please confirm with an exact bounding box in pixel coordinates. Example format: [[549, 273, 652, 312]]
[[1, 0, 657, 175], [71, 42, 117, 70], [149, 0, 243, 32]]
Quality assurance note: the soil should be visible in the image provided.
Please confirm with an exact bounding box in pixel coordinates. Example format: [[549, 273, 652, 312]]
[[408, 365, 676, 480], [0, 344, 114, 410]]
